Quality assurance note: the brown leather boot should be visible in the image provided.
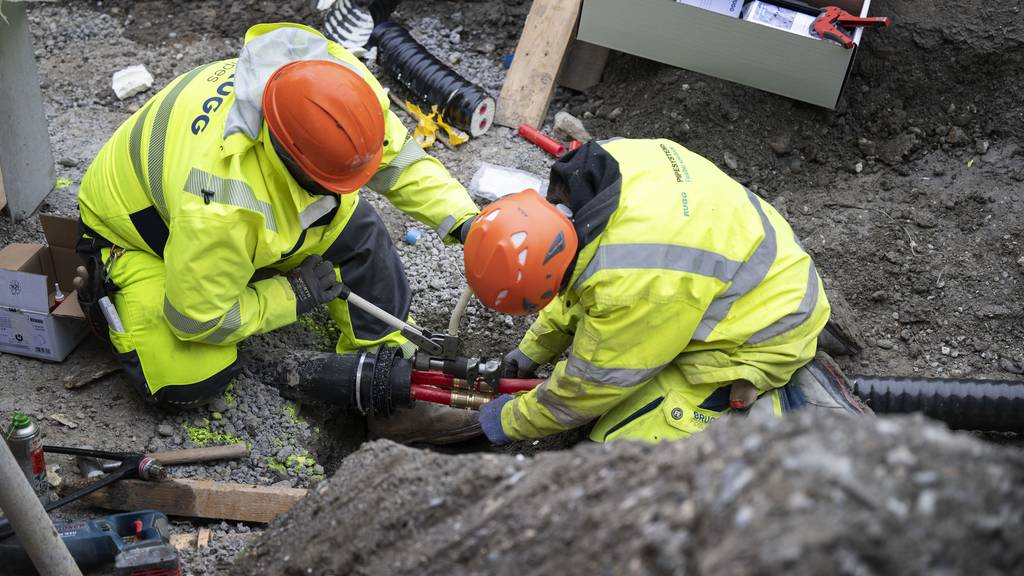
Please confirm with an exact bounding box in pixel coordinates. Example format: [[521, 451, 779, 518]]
[[367, 402, 482, 445]]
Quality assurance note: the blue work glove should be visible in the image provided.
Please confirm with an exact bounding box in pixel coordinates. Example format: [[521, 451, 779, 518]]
[[479, 394, 514, 445], [502, 347, 539, 378]]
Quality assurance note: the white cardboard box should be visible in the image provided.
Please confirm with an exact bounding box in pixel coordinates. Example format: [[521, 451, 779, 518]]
[[578, 0, 872, 109], [0, 215, 88, 361], [675, 0, 744, 18]]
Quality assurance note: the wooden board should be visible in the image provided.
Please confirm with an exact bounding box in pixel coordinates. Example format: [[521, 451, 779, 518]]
[[495, 0, 584, 128], [77, 479, 307, 524]]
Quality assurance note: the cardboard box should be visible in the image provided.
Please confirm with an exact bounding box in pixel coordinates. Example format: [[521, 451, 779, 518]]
[[0, 214, 89, 361], [577, 0, 872, 109], [675, 0, 743, 18]]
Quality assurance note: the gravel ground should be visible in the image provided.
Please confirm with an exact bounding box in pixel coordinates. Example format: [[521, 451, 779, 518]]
[[2, 0, 1022, 574], [236, 413, 1024, 576]]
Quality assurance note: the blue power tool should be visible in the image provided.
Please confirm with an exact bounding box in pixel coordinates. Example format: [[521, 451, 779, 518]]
[[0, 510, 181, 575]]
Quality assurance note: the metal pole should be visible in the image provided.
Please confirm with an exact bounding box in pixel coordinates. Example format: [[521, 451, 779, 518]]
[[0, 440, 82, 576]]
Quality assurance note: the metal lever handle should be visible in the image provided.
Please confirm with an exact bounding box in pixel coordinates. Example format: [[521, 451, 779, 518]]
[[339, 288, 444, 356]]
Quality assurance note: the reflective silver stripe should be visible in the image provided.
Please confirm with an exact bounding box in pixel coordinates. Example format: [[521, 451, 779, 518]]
[[129, 102, 154, 193], [597, 137, 623, 144], [693, 188, 778, 341], [366, 138, 428, 194], [183, 168, 278, 232], [566, 354, 663, 388], [163, 297, 220, 335], [574, 243, 742, 288], [536, 380, 594, 428], [436, 215, 457, 238], [298, 195, 339, 230], [204, 301, 242, 344], [147, 66, 206, 218], [747, 263, 820, 344]]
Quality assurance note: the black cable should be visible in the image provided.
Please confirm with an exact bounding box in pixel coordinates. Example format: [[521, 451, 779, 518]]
[[370, 20, 495, 137]]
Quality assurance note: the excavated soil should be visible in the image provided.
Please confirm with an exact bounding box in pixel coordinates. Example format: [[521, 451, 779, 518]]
[[1, 0, 1023, 574], [235, 413, 1024, 576]]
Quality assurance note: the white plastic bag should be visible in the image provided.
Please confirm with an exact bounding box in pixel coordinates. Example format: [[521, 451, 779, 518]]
[[469, 163, 548, 203]]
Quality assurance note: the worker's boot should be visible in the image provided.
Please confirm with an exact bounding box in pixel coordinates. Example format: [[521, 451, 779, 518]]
[[368, 402, 482, 445], [782, 352, 872, 416], [817, 288, 866, 356]]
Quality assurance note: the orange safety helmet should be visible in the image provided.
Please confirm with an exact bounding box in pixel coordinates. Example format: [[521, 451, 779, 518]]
[[263, 60, 385, 194], [463, 189, 579, 315]]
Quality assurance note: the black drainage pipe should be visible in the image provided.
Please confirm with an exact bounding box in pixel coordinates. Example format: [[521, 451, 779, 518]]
[[851, 375, 1024, 433]]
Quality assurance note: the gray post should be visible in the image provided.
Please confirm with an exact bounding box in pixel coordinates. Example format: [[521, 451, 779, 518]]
[[0, 437, 82, 575], [0, 0, 56, 220]]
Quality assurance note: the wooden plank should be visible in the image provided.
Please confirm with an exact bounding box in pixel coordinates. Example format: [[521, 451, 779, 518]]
[[169, 533, 197, 551], [147, 444, 250, 466], [495, 0, 584, 128], [76, 479, 307, 524], [197, 528, 212, 549], [558, 41, 610, 92]]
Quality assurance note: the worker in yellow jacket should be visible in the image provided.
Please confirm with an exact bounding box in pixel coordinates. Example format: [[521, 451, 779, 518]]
[[76, 23, 478, 409], [465, 139, 868, 444]]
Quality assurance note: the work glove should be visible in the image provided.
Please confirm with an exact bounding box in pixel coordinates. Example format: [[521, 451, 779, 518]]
[[502, 347, 539, 378], [456, 215, 477, 244], [479, 394, 513, 445], [287, 254, 345, 315]]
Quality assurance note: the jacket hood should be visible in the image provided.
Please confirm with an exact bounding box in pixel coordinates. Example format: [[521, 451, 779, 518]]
[[224, 23, 364, 141]]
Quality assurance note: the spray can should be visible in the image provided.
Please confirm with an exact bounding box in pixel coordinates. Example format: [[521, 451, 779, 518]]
[[5, 413, 48, 502]]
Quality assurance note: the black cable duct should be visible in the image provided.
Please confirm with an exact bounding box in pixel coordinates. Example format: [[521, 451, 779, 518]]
[[851, 375, 1024, 433], [370, 20, 496, 137], [258, 347, 412, 417]]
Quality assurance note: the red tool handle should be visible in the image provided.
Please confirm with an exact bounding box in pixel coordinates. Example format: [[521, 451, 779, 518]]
[[518, 124, 565, 157], [815, 7, 891, 49]]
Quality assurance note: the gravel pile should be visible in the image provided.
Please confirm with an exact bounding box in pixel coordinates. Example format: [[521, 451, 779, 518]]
[[235, 412, 1024, 576]]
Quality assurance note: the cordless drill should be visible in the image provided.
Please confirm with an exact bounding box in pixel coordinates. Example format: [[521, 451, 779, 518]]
[[0, 510, 181, 575]]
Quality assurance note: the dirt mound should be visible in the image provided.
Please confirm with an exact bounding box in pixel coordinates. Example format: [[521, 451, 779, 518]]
[[234, 414, 1024, 576], [543, 0, 1024, 381]]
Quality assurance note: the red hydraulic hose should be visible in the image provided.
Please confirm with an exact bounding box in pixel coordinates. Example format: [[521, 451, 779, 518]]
[[496, 378, 544, 394], [411, 370, 453, 388], [412, 370, 543, 395], [411, 384, 452, 406]]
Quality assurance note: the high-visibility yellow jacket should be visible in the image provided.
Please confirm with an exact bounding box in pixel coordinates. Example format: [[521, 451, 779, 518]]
[[79, 23, 478, 346], [501, 138, 830, 441]]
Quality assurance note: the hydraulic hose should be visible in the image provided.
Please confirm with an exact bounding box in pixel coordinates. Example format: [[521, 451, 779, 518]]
[[851, 375, 1024, 433], [448, 286, 473, 337], [370, 20, 495, 137]]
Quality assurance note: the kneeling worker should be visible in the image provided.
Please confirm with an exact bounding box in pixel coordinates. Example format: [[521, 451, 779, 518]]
[[464, 139, 867, 444], [75, 23, 478, 413]]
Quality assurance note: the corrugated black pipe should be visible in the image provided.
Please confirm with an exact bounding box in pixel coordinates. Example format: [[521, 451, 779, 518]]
[[370, 20, 496, 136], [851, 375, 1024, 432]]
